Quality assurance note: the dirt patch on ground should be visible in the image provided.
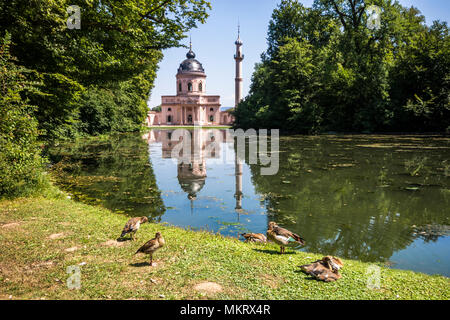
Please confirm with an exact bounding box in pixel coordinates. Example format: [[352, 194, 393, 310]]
[[101, 240, 127, 247], [193, 281, 223, 295], [120, 275, 162, 293], [48, 233, 65, 240], [260, 273, 284, 289], [64, 246, 80, 253], [1, 222, 21, 229], [30, 261, 55, 269], [0, 260, 57, 280]]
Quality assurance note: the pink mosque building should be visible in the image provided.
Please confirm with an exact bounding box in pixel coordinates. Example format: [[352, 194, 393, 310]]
[[146, 30, 244, 127]]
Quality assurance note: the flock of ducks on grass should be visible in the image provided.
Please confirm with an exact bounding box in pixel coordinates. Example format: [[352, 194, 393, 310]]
[[120, 217, 343, 281]]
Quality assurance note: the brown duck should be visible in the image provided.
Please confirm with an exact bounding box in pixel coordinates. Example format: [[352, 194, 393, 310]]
[[120, 216, 148, 240], [266, 221, 305, 254], [299, 256, 344, 282], [135, 232, 165, 266], [241, 233, 267, 243]]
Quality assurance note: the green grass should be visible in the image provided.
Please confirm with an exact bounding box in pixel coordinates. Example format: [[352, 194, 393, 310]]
[[0, 196, 448, 300]]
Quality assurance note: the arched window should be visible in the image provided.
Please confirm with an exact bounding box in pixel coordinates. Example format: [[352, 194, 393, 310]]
[[188, 115, 193, 123], [178, 82, 182, 92], [209, 115, 214, 122], [168, 108, 172, 112], [188, 83, 193, 92], [167, 115, 172, 123], [199, 82, 203, 92], [210, 108, 214, 112]]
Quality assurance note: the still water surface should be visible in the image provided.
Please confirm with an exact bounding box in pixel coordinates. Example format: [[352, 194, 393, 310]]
[[48, 129, 450, 277]]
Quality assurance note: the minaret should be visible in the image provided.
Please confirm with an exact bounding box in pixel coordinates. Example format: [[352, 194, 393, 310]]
[[234, 24, 244, 108]]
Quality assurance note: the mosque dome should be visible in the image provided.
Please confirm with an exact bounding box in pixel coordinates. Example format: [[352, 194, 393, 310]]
[[178, 48, 205, 74]]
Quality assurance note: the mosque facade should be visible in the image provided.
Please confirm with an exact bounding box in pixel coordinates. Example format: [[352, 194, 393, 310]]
[[146, 30, 243, 127]]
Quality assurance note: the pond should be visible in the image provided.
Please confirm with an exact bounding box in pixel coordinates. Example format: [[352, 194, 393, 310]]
[[48, 129, 450, 277]]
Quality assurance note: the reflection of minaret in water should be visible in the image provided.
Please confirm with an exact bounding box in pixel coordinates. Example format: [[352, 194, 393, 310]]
[[234, 141, 243, 221]]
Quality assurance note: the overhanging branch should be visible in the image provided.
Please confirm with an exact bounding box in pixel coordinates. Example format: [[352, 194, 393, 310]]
[[138, 0, 171, 23]]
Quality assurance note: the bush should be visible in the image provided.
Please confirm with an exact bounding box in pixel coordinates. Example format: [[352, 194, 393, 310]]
[[76, 81, 148, 136], [0, 33, 46, 198]]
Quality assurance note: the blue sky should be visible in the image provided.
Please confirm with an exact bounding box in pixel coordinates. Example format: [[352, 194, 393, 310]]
[[148, 0, 450, 109]]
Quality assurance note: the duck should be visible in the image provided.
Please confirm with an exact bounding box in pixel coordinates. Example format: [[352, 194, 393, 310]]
[[135, 232, 165, 266], [299, 256, 344, 282], [241, 233, 267, 243], [120, 216, 148, 240], [266, 221, 305, 254]]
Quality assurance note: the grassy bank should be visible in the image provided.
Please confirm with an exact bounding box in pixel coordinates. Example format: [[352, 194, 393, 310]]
[[0, 196, 448, 300]]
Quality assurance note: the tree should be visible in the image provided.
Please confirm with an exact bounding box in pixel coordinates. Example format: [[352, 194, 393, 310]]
[[0, 0, 211, 138], [234, 0, 449, 133], [390, 20, 450, 132]]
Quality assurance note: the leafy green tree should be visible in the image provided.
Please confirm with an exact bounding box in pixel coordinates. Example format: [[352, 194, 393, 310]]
[[234, 0, 449, 133], [0, 0, 211, 138], [390, 20, 450, 132]]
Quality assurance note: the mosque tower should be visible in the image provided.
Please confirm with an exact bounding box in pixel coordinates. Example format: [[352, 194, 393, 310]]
[[234, 24, 244, 108]]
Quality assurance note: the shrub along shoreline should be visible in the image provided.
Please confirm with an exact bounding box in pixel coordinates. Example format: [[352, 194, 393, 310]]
[[0, 195, 448, 300]]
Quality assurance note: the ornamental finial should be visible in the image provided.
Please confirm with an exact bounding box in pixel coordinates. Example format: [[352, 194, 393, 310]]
[[238, 18, 241, 40], [235, 20, 243, 45], [186, 35, 195, 59]]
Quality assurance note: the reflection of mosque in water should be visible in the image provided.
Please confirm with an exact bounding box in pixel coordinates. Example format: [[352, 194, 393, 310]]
[[144, 130, 243, 214]]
